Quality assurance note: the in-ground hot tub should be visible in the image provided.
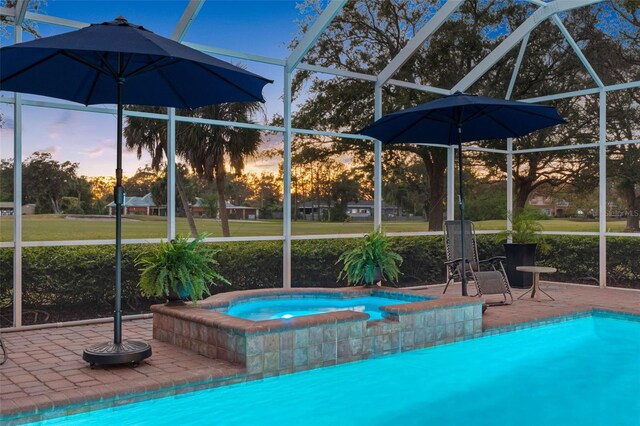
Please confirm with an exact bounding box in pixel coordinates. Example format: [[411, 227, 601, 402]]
[[151, 287, 482, 379], [224, 293, 434, 321]]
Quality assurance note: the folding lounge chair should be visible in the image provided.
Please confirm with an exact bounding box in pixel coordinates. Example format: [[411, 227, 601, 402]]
[[443, 220, 513, 305]]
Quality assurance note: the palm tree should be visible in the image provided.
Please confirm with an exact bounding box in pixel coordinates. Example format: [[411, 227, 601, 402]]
[[125, 101, 262, 238], [178, 102, 262, 237], [124, 108, 199, 237]]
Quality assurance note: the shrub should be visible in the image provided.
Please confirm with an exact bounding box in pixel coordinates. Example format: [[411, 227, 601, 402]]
[[136, 235, 229, 301], [337, 229, 403, 285], [0, 235, 638, 326]]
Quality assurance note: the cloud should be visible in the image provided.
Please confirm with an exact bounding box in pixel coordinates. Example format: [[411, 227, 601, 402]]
[[40, 145, 61, 155], [245, 157, 280, 174], [84, 138, 114, 158], [260, 133, 283, 150], [85, 146, 107, 158], [47, 111, 73, 140], [251, 159, 279, 168], [0, 128, 13, 141]]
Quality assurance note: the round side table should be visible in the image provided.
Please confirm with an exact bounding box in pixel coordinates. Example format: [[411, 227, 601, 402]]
[[516, 266, 556, 301]]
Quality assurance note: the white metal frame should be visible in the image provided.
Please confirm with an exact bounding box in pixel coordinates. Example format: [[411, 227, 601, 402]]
[[2, 0, 639, 328]]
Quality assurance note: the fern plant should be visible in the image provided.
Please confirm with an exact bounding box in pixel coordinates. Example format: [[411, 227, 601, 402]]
[[337, 229, 403, 286], [136, 234, 229, 302], [495, 206, 550, 251]]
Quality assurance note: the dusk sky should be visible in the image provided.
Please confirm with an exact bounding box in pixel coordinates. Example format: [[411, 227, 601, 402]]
[[1, 0, 311, 177]]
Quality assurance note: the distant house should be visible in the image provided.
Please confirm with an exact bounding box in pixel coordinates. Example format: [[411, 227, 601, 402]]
[[0, 202, 14, 216], [191, 197, 207, 217], [190, 198, 259, 220], [225, 202, 259, 220], [528, 196, 569, 217], [297, 200, 399, 220], [0, 202, 36, 215], [107, 193, 163, 216], [107, 194, 258, 219]]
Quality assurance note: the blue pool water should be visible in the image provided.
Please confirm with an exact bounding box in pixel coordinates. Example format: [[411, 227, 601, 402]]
[[31, 315, 640, 425], [224, 295, 425, 321]]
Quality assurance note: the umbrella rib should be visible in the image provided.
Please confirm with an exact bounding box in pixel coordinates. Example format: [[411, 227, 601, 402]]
[[95, 53, 118, 77], [123, 56, 171, 79], [61, 50, 115, 77], [463, 105, 533, 137], [515, 106, 566, 123], [466, 105, 565, 131], [462, 105, 494, 124], [382, 111, 455, 145], [83, 69, 102, 106], [193, 62, 264, 103], [84, 52, 112, 105], [381, 116, 428, 144], [121, 54, 135, 77], [156, 66, 192, 109], [481, 109, 522, 137], [1, 51, 62, 84], [361, 110, 430, 134]]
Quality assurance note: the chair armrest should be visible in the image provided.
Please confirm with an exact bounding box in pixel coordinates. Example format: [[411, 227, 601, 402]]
[[479, 256, 506, 264], [445, 258, 472, 265]]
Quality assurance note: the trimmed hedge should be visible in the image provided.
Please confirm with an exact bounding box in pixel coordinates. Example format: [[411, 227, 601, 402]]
[[0, 235, 638, 326]]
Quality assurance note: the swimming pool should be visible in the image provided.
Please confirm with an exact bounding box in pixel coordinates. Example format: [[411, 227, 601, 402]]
[[225, 295, 428, 321], [30, 314, 640, 425]]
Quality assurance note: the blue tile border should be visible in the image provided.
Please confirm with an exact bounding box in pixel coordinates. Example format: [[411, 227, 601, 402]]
[[482, 309, 640, 337], [592, 309, 640, 322]]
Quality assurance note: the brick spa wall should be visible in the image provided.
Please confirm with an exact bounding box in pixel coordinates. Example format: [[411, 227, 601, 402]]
[[151, 287, 483, 379]]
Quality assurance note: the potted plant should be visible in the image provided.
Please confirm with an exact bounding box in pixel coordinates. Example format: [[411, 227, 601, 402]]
[[337, 228, 403, 286], [495, 207, 550, 288], [136, 234, 229, 303]]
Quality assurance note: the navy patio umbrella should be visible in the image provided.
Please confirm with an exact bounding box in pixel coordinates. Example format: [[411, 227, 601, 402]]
[[358, 91, 565, 296], [0, 17, 271, 366]]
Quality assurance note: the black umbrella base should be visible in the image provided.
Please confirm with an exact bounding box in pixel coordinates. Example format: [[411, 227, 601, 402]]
[[83, 340, 151, 367]]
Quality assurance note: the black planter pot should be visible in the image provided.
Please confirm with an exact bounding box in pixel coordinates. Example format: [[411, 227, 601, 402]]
[[504, 243, 537, 288], [166, 284, 189, 305], [364, 266, 383, 287]]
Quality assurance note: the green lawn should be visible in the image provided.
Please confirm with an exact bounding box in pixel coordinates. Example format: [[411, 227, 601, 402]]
[[0, 214, 629, 242]]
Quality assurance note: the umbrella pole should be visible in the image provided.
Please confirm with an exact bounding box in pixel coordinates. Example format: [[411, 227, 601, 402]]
[[82, 62, 151, 366], [114, 79, 124, 344], [457, 127, 468, 297]]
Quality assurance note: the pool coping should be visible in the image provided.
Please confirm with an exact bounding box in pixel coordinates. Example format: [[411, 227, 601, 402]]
[[150, 287, 472, 336], [3, 307, 638, 425], [150, 287, 483, 376]]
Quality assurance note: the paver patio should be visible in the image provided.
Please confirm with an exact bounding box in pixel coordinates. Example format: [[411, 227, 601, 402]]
[[1, 283, 639, 423]]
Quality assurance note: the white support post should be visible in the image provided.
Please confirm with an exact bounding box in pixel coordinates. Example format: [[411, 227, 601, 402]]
[[452, 0, 603, 93], [505, 34, 524, 240], [283, 69, 293, 289], [0, 7, 13, 17], [598, 90, 607, 287], [374, 85, 383, 229], [166, 1, 200, 239], [285, 0, 346, 72], [23, 11, 88, 29], [506, 34, 529, 100], [446, 146, 455, 220], [506, 138, 514, 241], [376, 0, 463, 85], [167, 108, 176, 239], [13, 26, 23, 327], [171, 0, 204, 42], [14, 0, 28, 25], [280, 0, 345, 288], [551, 15, 604, 89]]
